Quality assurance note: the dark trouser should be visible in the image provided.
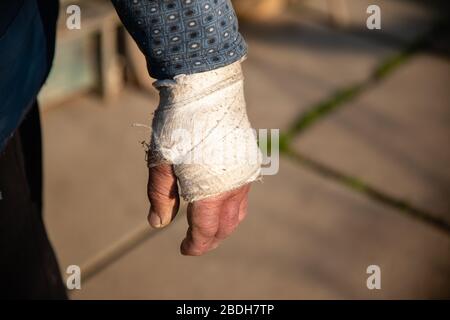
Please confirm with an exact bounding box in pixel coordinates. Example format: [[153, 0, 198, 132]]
[[0, 103, 67, 299]]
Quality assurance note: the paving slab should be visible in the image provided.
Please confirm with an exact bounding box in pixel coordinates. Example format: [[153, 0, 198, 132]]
[[42, 89, 158, 269], [73, 158, 450, 299], [241, 12, 397, 131], [294, 54, 450, 224], [299, 0, 442, 42]]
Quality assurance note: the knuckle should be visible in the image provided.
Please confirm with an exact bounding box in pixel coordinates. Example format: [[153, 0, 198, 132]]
[[216, 230, 232, 240], [196, 225, 217, 238]]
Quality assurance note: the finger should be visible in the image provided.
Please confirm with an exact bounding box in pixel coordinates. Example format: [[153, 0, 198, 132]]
[[182, 185, 250, 255], [181, 200, 221, 256], [147, 164, 180, 228], [238, 185, 250, 223], [211, 185, 249, 251], [214, 194, 242, 241]]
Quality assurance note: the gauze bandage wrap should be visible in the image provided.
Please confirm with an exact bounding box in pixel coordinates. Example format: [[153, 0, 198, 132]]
[[149, 61, 261, 202]]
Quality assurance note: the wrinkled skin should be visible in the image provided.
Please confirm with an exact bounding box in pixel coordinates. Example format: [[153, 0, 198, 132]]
[[147, 164, 251, 256]]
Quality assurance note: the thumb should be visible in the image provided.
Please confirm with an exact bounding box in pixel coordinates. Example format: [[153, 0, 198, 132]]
[[147, 164, 180, 228]]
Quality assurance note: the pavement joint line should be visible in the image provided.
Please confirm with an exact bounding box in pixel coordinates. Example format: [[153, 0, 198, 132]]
[[76, 208, 184, 286], [282, 148, 450, 236], [275, 20, 450, 236], [78, 223, 156, 284], [282, 82, 366, 147], [281, 18, 447, 149]]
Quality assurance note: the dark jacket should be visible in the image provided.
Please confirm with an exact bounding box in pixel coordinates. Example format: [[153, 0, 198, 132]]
[[0, 0, 58, 151]]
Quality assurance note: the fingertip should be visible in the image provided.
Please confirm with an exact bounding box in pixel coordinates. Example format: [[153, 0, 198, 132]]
[[180, 239, 190, 255], [180, 239, 200, 256], [180, 238, 212, 256], [148, 209, 162, 228]]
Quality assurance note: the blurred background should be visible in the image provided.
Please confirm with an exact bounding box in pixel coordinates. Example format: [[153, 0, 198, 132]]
[[39, 0, 450, 299]]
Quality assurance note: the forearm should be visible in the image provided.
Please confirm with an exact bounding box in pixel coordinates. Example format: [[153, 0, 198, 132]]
[[111, 0, 247, 79], [113, 0, 259, 202], [112, 1, 258, 255]]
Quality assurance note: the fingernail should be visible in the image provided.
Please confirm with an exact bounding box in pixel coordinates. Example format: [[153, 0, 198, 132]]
[[148, 210, 162, 228]]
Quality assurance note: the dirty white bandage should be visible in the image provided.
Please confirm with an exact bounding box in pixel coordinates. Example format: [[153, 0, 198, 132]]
[[149, 61, 261, 202]]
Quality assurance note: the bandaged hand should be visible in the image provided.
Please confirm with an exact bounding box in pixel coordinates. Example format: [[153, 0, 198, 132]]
[[146, 61, 261, 256]]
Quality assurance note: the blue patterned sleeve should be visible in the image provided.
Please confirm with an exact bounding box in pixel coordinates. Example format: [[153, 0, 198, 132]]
[[111, 0, 247, 79]]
